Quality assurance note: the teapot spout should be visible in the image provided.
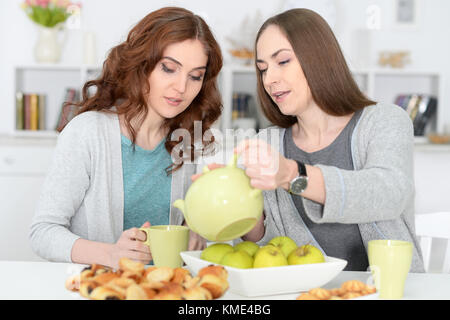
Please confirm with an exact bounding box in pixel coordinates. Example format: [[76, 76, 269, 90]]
[[172, 199, 186, 214]]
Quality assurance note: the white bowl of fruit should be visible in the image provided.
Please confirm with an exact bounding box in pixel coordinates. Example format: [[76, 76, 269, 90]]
[[180, 236, 347, 297]]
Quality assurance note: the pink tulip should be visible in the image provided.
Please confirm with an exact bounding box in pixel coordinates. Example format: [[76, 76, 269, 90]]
[[36, 0, 50, 8]]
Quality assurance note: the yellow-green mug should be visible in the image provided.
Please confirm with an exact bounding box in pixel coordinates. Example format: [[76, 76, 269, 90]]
[[139, 225, 190, 268], [368, 240, 413, 299]]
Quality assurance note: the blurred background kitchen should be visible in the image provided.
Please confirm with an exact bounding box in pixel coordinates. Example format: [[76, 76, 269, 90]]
[[1, 0, 449, 273]]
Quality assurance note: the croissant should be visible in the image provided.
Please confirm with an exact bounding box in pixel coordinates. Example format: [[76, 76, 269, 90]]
[[65, 274, 80, 291], [79, 280, 98, 299], [198, 274, 229, 299], [181, 286, 213, 300], [118, 257, 145, 275], [92, 272, 120, 286], [90, 286, 123, 300], [153, 282, 184, 300]]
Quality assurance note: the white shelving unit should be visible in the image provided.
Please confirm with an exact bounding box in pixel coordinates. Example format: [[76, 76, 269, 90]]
[[12, 64, 445, 138], [354, 68, 444, 134], [13, 64, 101, 138], [219, 65, 445, 135]]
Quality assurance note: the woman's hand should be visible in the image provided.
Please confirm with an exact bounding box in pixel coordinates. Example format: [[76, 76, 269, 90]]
[[182, 220, 207, 251], [107, 221, 152, 269], [234, 139, 297, 191]]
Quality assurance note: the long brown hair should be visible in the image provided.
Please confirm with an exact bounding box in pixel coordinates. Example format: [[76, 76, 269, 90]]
[[73, 7, 223, 173], [255, 8, 375, 128]]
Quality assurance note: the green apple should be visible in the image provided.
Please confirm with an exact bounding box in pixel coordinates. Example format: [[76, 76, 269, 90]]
[[287, 244, 325, 265], [200, 243, 234, 264], [234, 241, 259, 257], [253, 245, 288, 268], [220, 250, 254, 269], [268, 236, 298, 257]]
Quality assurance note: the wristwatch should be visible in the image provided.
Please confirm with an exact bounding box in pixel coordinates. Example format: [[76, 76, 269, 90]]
[[288, 160, 308, 195]]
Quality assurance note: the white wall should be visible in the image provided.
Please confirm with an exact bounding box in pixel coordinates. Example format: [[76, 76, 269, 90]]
[[1, 0, 450, 134]]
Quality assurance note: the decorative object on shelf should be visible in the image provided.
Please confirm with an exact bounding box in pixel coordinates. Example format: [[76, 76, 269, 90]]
[[34, 24, 66, 63], [21, 0, 82, 63], [55, 87, 80, 132], [427, 133, 450, 145], [393, 0, 419, 29], [378, 51, 411, 68], [226, 10, 263, 65], [394, 94, 437, 136]]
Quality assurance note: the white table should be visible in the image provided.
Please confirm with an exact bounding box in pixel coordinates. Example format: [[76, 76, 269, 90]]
[[1, 261, 449, 300]]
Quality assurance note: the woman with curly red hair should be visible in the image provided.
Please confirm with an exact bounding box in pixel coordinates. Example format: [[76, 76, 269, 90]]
[[30, 7, 223, 269]]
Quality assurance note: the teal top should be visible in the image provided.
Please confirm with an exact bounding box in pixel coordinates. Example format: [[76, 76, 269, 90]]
[[121, 135, 172, 231]]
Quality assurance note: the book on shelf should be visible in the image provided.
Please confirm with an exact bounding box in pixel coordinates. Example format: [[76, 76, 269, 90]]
[[232, 92, 252, 120], [394, 94, 437, 136], [15, 92, 47, 131], [55, 88, 80, 132]]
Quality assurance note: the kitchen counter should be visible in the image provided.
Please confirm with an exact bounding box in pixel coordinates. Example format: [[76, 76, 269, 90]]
[[1, 260, 449, 300]]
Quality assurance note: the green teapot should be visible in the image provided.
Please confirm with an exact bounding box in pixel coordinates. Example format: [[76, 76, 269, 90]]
[[172, 154, 263, 242]]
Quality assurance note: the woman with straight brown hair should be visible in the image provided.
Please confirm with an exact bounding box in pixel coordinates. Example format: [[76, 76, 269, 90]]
[[30, 7, 223, 269], [233, 8, 424, 272]]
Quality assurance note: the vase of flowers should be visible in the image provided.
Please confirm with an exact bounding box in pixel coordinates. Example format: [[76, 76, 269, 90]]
[[21, 0, 81, 63]]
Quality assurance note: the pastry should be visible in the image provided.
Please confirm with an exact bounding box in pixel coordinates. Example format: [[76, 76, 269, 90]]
[[341, 280, 367, 293], [90, 286, 123, 300], [198, 274, 229, 299], [171, 267, 190, 284], [118, 257, 145, 275], [296, 293, 320, 300], [125, 284, 149, 300], [66, 257, 229, 300], [308, 287, 331, 300], [104, 277, 136, 296], [153, 282, 184, 300], [79, 280, 98, 298], [198, 265, 228, 280], [342, 292, 362, 299], [181, 286, 213, 300], [145, 266, 174, 283], [92, 272, 120, 285], [65, 274, 81, 291], [296, 279, 377, 300]]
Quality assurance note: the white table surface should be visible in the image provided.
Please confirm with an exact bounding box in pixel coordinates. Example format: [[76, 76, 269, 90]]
[[1, 260, 449, 300]]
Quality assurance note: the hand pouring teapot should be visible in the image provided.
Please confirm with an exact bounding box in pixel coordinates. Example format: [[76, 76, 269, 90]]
[[172, 154, 263, 242]]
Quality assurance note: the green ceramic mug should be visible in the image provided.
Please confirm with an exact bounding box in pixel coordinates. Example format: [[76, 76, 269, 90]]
[[139, 225, 190, 268], [368, 240, 413, 299]]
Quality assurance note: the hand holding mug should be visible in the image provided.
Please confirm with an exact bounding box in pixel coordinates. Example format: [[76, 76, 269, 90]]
[[108, 221, 152, 269]]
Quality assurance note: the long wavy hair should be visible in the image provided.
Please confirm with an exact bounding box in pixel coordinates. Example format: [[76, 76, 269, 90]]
[[72, 7, 223, 174], [255, 9, 375, 128]]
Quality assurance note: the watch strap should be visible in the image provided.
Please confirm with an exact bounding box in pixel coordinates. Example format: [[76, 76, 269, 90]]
[[296, 160, 307, 176]]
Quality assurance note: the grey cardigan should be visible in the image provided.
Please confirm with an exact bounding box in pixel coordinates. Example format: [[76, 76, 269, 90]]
[[30, 111, 197, 263], [252, 103, 425, 272]]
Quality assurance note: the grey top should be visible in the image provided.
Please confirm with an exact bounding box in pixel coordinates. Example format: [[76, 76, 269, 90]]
[[284, 109, 368, 271], [238, 103, 425, 273], [30, 111, 197, 263]]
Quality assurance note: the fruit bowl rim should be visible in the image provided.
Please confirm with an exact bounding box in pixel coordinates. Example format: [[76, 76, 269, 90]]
[[180, 250, 347, 272]]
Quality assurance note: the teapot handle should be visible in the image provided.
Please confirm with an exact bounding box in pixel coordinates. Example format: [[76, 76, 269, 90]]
[[229, 153, 262, 197]]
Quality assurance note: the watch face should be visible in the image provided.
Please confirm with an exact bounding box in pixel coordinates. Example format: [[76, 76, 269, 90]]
[[291, 177, 308, 195]]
